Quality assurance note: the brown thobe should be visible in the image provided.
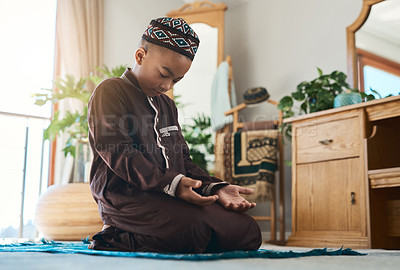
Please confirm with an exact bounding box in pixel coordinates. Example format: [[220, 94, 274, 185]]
[[87, 68, 261, 253]]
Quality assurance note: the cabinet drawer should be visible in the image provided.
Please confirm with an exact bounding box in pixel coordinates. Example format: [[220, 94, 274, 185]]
[[295, 117, 360, 163]]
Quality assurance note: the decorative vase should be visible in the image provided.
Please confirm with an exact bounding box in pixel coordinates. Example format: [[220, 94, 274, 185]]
[[73, 139, 92, 183], [35, 183, 103, 240], [334, 90, 362, 108]]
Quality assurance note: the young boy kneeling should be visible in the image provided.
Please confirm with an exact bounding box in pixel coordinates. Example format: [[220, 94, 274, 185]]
[[88, 17, 261, 253]]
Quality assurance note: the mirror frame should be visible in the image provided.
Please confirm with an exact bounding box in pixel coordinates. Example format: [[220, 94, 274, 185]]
[[346, 0, 385, 89], [165, 1, 227, 99], [167, 0, 227, 65]]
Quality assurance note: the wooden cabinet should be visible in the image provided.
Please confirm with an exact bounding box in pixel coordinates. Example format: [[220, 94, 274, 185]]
[[285, 96, 400, 249]]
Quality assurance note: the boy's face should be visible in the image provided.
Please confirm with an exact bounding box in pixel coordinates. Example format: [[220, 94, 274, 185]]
[[135, 46, 192, 97]]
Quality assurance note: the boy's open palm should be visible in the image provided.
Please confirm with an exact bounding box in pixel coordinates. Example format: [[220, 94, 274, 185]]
[[215, 185, 256, 212], [176, 178, 256, 212]]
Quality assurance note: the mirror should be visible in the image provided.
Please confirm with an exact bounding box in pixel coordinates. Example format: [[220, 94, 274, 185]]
[[166, 1, 227, 123], [347, 0, 400, 94], [173, 23, 218, 125]]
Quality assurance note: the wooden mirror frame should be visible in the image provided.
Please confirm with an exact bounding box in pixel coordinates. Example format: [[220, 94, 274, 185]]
[[167, 0, 227, 65], [346, 0, 385, 89], [165, 1, 227, 99]]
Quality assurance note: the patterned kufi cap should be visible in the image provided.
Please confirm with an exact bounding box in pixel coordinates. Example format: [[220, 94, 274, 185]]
[[142, 17, 200, 61]]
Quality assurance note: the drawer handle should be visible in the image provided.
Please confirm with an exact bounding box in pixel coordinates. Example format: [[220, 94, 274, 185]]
[[351, 192, 356, 205], [319, 139, 333, 145]]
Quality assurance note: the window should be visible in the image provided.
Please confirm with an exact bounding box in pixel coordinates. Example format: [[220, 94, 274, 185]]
[[0, 0, 56, 239], [357, 49, 400, 98]]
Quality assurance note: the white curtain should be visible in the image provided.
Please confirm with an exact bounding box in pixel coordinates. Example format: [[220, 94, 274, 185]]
[[51, 0, 104, 185]]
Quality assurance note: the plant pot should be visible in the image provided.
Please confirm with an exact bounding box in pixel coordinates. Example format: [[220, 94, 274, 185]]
[[333, 91, 362, 108], [73, 139, 92, 183], [34, 183, 103, 240]]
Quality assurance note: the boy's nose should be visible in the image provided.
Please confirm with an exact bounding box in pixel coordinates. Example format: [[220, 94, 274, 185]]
[[161, 81, 173, 92]]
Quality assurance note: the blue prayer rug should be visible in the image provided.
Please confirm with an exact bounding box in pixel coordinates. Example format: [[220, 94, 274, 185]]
[[0, 240, 365, 260]]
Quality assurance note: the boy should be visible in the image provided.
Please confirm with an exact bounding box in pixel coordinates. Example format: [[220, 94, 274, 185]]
[[88, 17, 261, 253]]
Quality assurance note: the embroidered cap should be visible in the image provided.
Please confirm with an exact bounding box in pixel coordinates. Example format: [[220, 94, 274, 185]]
[[142, 17, 200, 61], [243, 87, 270, 105]]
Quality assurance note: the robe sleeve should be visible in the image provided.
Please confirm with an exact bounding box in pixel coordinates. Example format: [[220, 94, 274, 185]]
[[172, 104, 229, 196], [182, 142, 229, 195], [88, 80, 183, 196]]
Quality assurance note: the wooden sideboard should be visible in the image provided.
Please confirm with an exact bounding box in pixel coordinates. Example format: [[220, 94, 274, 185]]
[[284, 95, 400, 249]]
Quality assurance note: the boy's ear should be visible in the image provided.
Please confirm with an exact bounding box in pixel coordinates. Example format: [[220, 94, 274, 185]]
[[135, 47, 147, 65]]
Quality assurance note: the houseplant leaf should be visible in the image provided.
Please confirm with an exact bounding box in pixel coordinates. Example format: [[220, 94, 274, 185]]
[[291, 91, 305, 101], [277, 96, 293, 112], [34, 65, 127, 158]]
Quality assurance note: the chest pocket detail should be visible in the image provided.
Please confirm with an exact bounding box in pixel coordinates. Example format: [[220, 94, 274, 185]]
[[160, 125, 178, 137]]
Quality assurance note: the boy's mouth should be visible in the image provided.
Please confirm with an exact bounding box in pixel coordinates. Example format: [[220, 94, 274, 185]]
[[155, 89, 166, 95]]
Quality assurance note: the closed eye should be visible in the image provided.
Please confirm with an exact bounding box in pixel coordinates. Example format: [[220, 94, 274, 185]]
[[173, 78, 182, 83], [160, 72, 168, 78]]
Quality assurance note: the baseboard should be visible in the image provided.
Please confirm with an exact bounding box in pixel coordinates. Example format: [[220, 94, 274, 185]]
[[261, 231, 292, 244]]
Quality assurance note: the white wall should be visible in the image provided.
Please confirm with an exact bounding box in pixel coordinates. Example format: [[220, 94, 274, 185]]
[[103, 0, 364, 235], [103, 0, 183, 68]]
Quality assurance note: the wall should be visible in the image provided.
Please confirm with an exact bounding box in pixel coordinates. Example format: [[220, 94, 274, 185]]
[[103, 0, 183, 68], [103, 0, 364, 236]]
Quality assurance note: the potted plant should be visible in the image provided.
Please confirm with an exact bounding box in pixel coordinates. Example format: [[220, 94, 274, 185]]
[[277, 68, 357, 139]]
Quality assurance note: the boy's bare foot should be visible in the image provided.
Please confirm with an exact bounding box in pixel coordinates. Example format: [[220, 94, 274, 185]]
[[102, 225, 110, 230]]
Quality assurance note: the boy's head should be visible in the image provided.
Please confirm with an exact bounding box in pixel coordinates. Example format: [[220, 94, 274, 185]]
[[132, 17, 200, 97]]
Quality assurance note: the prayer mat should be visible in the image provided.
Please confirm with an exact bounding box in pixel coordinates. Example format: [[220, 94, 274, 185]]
[[221, 130, 278, 202], [0, 240, 365, 260]]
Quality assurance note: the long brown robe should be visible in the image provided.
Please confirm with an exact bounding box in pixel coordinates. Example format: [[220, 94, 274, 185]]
[[87, 68, 261, 253]]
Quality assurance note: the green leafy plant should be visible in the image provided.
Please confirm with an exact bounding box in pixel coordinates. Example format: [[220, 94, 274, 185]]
[[278, 68, 354, 139], [32, 65, 126, 157], [360, 87, 383, 101], [88, 65, 127, 86], [181, 114, 214, 173], [359, 87, 400, 101], [174, 95, 214, 172]]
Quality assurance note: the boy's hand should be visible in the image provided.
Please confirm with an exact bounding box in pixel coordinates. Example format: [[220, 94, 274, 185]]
[[176, 177, 219, 206], [215, 185, 256, 212]]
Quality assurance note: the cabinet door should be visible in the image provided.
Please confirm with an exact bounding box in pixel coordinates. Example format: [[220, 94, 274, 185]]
[[295, 158, 365, 233]]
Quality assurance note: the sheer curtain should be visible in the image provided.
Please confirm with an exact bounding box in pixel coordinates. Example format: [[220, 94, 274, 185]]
[[51, 0, 104, 185]]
